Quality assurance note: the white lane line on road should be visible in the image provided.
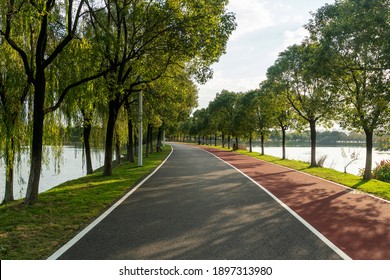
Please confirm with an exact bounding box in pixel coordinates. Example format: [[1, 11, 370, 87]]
[[47, 146, 174, 260], [200, 147, 352, 260]]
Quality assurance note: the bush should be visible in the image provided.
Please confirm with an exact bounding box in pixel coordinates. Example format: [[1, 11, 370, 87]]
[[372, 160, 390, 183]]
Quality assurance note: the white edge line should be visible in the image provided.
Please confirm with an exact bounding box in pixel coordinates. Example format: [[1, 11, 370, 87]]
[[47, 145, 174, 260], [200, 147, 352, 260]]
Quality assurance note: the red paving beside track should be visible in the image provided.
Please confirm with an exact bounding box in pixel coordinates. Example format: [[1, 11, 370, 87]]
[[200, 146, 390, 260]]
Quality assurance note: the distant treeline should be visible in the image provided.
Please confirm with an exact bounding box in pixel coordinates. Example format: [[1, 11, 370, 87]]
[[266, 131, 389, 148]]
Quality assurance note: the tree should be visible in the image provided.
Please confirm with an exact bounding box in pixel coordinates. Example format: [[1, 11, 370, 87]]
[[234, 92, 257, 152], [208, 90, 239, 149], [0, 42, 30, 203], [307, 0, 390, 179], [251, 86, 277, 156], [144, 66, 198, 148], [271, 43, 339, 167], [190, 108, 210, 144], [265, 71, 294, 160], [0, 0, 113, 204], [85, 0, 236, 175], [56, 38, 107, 175]]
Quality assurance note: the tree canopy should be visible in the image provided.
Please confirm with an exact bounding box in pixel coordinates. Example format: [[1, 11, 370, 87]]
[[0, 0, 236, 204], [307, 0, 390, 178]]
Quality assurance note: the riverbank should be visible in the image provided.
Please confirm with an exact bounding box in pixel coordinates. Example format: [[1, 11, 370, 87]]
[[205, 145, 390, 202], [0, 146, 106, 201], [251, 145, 390, 176], [0, 147, 171, 260]]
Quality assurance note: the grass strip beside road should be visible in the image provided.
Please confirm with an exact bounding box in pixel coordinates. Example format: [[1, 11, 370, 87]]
[[207, 145, 390, 202], [0, 147, 171, 260]]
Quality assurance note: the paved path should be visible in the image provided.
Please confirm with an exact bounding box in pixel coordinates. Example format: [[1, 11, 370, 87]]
[[201, 146, 390, 260], [53, 143, 343, 260]]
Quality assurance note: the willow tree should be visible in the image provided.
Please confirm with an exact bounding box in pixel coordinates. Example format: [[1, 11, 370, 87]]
[[272, 43, 339, 167], [85, 0, 236, 175], [0, 42, 30, 203], [56, 38, 108, 175], [307, 0, 390, 179], [0, 0, 116, 204]]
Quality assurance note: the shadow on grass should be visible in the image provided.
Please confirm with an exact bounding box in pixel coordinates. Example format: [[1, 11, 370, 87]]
[[352, 179, 371, 189]]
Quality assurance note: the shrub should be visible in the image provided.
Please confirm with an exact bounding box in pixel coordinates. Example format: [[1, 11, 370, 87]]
[[372, 160, 390, 183]]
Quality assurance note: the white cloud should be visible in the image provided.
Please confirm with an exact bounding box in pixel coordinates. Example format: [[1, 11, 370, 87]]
[[283, 27, 310, 48], [227, 0, 310, 41], [196, 0, 333, 109], [268, 27, 310, 60], [228, 0, 274, 40], [197, 70, 264, 108]]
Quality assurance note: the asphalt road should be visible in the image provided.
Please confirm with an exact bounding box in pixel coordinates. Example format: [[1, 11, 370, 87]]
[[56, 143, 341, 260]]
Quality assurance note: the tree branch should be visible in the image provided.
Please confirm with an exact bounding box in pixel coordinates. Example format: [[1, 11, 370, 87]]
[[1, 32, 35, 85], [43, 0, 86, 70], [44, 67, 114, 114]]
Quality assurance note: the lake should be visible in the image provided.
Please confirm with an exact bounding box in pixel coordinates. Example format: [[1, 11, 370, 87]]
[[3, 144, 390, 201], [252, 146, 390, 175], [0, 146, 105, 201]]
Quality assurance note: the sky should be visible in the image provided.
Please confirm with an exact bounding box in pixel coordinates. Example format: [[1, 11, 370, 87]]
[[196, 0, 336, 109]]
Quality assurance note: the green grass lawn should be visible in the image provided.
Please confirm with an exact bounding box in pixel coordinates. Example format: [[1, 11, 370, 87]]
[[0, 147, 171, 260], [208, 145, 390, 202]]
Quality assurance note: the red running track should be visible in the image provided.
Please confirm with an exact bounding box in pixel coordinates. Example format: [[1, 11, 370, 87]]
[[200, 146, 390, 260]]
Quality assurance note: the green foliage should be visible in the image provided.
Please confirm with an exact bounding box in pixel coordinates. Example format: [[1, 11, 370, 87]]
[[378, 138, 390, 151], [144, 65, 198, 130], [233, 90, 258, 140], [208, 90, 240, 137], [307, 0, 390, 178], [372, 160, 390, 183], [271, 43, 339, 127], [1, 0, 236, 201], [190, 108, 211, 137]]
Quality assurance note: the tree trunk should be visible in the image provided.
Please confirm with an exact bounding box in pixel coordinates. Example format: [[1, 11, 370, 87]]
[[157, 127, 163, 151], [83, 117, 93, 175], [145, 123, 151, 158], [127, 118, 134, 163], [222, 133, 225, 148], [103, 100, 119, 176], [125, 100, 135, 163], [228, 135, 231, 149], [134, 130, 138, 157], [214, 133, 217, 146], [363, 129, 373, 180], [309, 119, 317, 167], [115, 128, 121, 165], [261, 133, 265, 155], [282, 126, 287, 160], [25, 79, 45, 205], [3, 137, 15, 203], [249, 132, 252, 153], [149, 126, 153, 153]]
